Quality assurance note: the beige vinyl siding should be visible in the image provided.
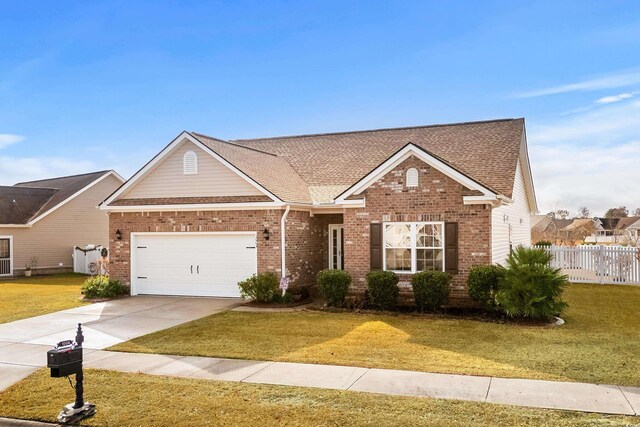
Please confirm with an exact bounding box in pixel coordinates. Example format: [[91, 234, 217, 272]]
[[6, 174, 122, 273], [491, 159, 532, 265], [122, 141, 263, 199]]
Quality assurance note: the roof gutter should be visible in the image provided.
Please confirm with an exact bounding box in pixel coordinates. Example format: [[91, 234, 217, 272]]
[[281, 205, 291, 279]]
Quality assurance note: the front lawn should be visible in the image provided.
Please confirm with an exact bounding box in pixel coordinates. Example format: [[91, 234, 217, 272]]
[[111, 284, 640, 386], [0, 273, 87, 323], [0, 369, 635, 426]]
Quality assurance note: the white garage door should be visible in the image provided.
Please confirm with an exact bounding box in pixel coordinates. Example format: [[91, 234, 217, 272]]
[[132, 233, 257, 297]]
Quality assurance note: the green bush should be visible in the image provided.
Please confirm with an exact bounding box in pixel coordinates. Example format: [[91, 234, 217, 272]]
[[411, 271, 451, 311], [317, 269, 352, 307], [534, 240, 553, 247], [238, 272, 279, 302], [467, 265, 503, 310], [81, 275, 124, 299], [365, 271, 399, 310], [495, 246, 569, 319]]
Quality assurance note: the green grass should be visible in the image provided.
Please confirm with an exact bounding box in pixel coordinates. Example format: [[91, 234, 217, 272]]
[[0, 273, 87, 323], [0, 369, 636, 426], [111, 284, 640, 386]]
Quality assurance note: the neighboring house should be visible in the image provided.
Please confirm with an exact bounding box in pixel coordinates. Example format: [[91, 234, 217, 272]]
[[559, 218, 603, 244], [0, 171, 125, 276], [584, 217, 640, 245], [100, 118, 537, 304], [530, 215, 572, 243], [627, 219, 640, 245], [613, 217, 640, 245]]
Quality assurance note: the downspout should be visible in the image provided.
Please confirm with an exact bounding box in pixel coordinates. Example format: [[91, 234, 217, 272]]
[[281, 205, 291, 280]]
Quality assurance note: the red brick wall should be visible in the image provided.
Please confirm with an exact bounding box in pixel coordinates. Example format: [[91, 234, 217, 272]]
[[109, 210, 344, 293], [109, 210, 283, 288], [343, 156, 492, 304], [284, 211, 343, 289]]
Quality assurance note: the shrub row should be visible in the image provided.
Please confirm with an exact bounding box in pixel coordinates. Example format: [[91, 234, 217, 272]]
[[468, 246, 568, 319], [317, 269, 451, 312], [238, 247, 568, 319]]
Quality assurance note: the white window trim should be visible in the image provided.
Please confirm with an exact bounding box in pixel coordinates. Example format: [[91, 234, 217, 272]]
[[382, 221, 445, 274], [183, 150, 198, 175], [0, 235, 13, 277]]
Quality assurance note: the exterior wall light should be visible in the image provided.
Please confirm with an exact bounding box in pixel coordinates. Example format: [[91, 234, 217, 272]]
[[263, 228, 270, 241], [115, 230, 122, 241]]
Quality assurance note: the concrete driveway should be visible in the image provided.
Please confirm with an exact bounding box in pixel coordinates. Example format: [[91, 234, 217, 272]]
[[0, 296, 241, 391]]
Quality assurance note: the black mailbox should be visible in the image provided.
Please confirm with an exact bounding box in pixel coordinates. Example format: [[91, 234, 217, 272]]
[[48, 339, 83, 377]]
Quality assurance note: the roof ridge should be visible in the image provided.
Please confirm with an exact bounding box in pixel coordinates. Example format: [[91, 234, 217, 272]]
[[1, 185, 59, 191], [231, 118, 522, 142], [190, 132, 278, 157], [15, 170, 111, 185]]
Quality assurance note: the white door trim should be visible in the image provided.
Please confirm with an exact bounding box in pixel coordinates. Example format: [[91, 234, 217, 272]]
[[130, 231, 258, 296], [328, 224, 344, 270], [0, 235, 13, 277]]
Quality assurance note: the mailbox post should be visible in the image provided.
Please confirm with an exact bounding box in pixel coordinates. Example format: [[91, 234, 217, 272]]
[[47, 323, 96, 424]]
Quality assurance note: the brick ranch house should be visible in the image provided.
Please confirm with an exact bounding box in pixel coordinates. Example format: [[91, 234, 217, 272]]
[[100, 118, 537, 305]]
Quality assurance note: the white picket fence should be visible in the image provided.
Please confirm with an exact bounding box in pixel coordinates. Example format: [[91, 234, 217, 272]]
[[532, 245, 640, 285]]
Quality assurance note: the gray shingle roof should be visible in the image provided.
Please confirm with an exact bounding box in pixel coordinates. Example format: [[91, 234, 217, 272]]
[[1, 171, 112, 224], [222, 118, 525, 202]]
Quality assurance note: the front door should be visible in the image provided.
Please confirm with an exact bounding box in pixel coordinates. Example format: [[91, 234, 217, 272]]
[[0, 237, 12, 276], [328, 224, 344, 270]]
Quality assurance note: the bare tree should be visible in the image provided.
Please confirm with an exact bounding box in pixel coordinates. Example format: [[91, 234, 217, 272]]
[[633, 208, 640, 217], [605, 206, 629, 218], [577, 207, 590, 218], [556, 209, 570, 219]]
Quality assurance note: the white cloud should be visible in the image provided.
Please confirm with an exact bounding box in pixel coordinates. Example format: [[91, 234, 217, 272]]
[[528, 100, 640, 216], [0, 134, 24, 149], [515, 71, 640, 98], [530, 99, 640, 143], [0, 156, 96, 185], [594, 92, 634, 104]]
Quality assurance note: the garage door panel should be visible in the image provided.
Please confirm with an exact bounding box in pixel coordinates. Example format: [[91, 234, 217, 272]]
[[132, 233, 257, 297]]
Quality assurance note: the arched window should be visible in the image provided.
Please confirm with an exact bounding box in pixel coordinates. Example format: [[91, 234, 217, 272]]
[[183, 151, 198, 175], [406, 168, 419, 187]]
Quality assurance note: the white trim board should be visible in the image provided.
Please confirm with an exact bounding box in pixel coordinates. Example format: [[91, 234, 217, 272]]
[[29, 171, 125, 225], [102, 132, 281, 208], [0, 235, 13, 277], [334, 143, 499, 205]]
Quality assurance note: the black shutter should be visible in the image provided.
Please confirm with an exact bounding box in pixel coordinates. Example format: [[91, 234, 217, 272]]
[[370, 223, 383, 270], [444, 222, 459, 274]]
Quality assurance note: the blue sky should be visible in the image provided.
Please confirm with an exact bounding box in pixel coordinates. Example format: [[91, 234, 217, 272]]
[[1, 1, 639, 216]]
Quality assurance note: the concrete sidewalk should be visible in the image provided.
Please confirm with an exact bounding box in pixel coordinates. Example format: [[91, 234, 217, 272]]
[[0, 296, 242, 392], [83, 350, 640, 416]]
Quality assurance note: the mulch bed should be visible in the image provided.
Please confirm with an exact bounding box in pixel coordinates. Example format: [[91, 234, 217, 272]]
[[244, 298, 314, 308], [307, 304, 561, 327]]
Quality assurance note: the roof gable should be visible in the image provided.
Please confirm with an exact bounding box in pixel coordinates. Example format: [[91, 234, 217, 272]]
[[335, 143, 498, 204], [102, 132, 292, 208], [119, 139, 265, 200], [2, 170, 122, 225]]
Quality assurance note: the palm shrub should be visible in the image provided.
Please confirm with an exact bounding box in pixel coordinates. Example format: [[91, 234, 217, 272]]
[[317, 269, 351, 307], [411, 271, 451, 311], [81, 275, 124, 299], [238, 272, 279, 302], [467, 265, 503, 310], [365, 271, 399, 310], [495, 246, 568, 319]]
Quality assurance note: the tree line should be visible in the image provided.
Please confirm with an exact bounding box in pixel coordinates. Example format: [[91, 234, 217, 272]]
[[547, 206, 640, 220]]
